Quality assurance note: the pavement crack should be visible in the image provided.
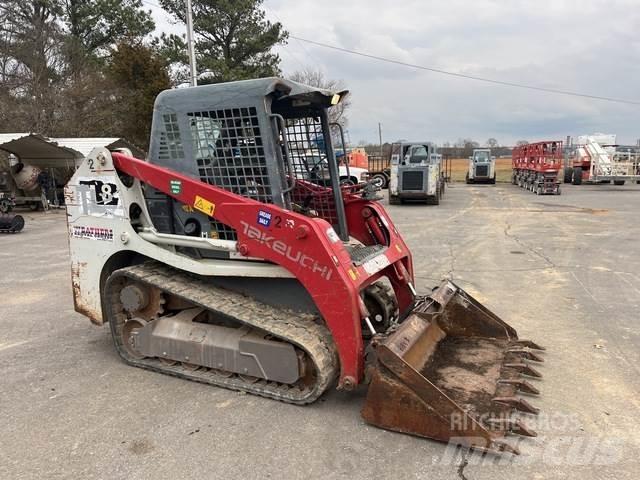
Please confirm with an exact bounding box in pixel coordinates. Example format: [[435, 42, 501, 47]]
[[569, 270, 603, 309], [503, 220, 556, 267], [447, 243, 457, 280], [457, 451, 470, 480]]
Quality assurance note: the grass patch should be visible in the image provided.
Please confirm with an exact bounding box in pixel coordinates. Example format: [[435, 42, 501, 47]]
[[445, 158, 513, 183]]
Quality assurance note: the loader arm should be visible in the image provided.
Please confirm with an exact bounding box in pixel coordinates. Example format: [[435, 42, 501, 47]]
[[111, 152, 415, 388]]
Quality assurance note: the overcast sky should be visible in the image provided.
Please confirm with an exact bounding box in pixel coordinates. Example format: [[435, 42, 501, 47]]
[[147, 0, 640, 146]]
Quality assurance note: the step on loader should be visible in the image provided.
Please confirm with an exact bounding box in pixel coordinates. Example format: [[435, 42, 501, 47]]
[[66, 78, 543, 454]]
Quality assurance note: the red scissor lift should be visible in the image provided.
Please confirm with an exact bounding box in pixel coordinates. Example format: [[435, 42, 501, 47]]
[[511, 141, 562, 195]]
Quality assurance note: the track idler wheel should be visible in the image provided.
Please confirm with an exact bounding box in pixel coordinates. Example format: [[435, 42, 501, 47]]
[[362, 283, 398, 338], [121, 318, 147, 360]]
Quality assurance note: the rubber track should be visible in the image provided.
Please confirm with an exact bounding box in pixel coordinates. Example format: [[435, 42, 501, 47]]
[[105, 262, 338, 405]]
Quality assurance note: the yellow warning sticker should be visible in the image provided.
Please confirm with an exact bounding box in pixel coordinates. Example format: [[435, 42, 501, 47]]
[[193, 195, 215, 217], [348, 268, 359, 281]]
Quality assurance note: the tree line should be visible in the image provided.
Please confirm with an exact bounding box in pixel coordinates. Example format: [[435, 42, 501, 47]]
[[0, 0, 289, 148], [0, 0, 524, 155], [360, 138, 528, 159]]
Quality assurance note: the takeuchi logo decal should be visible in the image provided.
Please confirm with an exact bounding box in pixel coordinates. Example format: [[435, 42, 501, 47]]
[[240, 221, 332, 280]]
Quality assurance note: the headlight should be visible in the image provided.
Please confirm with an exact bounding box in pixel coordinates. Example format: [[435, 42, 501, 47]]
[[360, 172, 369, 181]]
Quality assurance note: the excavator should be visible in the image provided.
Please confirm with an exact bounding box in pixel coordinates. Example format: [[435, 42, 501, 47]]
[[65, 78, 543, 454]]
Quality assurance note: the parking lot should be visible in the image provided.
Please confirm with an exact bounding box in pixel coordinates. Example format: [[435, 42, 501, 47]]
[[1, 182, 639, 479]]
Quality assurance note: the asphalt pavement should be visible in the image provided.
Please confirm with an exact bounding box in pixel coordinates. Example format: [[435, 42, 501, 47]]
[[1, 182, 639, 479]]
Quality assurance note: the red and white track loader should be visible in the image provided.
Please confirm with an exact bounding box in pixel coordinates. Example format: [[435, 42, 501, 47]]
[[66, 78, 544, 454]]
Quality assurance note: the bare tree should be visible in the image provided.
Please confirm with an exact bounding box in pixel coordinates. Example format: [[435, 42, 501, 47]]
[[0, 0, 156, 137], [0, 1, 67, 132], [486, 138, 499, 148], [452, 138, 479, 157], [288, 67, 351, 127]]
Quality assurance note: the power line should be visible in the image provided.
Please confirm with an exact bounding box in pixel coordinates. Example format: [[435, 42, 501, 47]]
[[280, 29, 323, 66], [290, 36, 640, 106], [262, 6, 319, 71]]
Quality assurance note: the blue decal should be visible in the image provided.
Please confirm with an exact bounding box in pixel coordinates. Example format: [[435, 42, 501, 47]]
[[257, 210, 272, 227]]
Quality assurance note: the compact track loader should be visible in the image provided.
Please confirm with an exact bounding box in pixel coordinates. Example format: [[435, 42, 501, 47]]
[[66, 78, 543, 454], [466, 148, 496, 184], [388, 142, 444, 205]]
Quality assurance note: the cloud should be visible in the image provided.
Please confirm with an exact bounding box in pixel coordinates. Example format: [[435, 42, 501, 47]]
[[267, 0, 640, 145], [150, 0, 640, 145]]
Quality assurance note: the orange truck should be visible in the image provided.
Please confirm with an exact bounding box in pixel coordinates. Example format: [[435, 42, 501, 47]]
[[344, 147, 368, 169]]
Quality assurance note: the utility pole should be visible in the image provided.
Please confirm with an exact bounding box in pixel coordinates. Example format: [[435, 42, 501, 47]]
[[378, 122, 383, 157], [185, 0, 197, 87]]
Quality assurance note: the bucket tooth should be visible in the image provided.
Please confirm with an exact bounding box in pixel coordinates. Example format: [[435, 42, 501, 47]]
[[469, 440, 520, 455], [485, 418, 537, 437], [489, 440, 520, 455], [511, 339, 545, 351], [504, 362, 542, 378], [492, 396, 540, 415], [507, 348, 544, 362], [498, 379, 540, 395], [511, 420, 537, 437]]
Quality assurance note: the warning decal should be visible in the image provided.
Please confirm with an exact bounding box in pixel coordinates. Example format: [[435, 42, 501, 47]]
[[193, 195, 216, 217]]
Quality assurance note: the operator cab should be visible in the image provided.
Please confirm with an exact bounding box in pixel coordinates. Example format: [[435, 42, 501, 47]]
[[403, 144, 430, 165], [144, 77, 374, 261], [473, 150, 491, 163]]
